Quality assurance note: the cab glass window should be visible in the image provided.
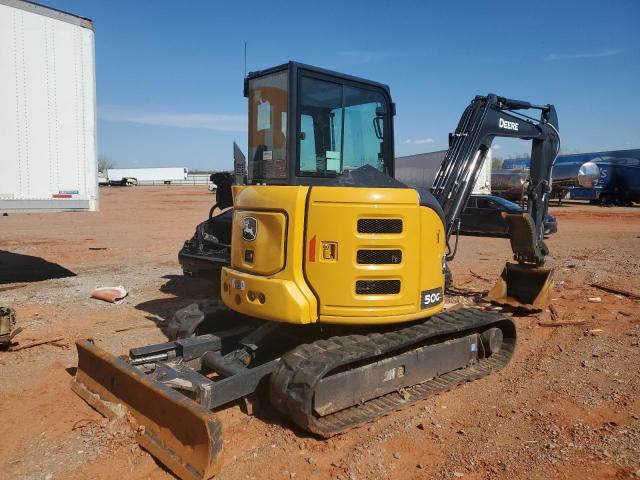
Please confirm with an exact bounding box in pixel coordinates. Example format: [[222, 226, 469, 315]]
[[248, 70, 288, 180], [300, 114, 317, 171], [298, 76, 388, 177]]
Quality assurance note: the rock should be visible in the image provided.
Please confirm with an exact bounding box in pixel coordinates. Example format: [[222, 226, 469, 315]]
[[453, 472, 464, 478], [587, 297, 602, 303], [393, 452, 401, 459], [417, 463, 425, 469], [417, 422, 426, 430]]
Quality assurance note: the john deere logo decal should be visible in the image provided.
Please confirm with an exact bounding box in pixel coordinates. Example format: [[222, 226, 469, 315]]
[[242, 217, 257, 241]]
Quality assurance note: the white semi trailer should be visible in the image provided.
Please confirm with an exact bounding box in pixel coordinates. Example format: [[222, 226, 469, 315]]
[[0, 0, 97, 212], [106, 167, 189, 186]]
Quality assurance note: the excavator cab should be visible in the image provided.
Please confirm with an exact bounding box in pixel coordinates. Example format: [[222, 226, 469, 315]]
[[243, 62, 395, 185]]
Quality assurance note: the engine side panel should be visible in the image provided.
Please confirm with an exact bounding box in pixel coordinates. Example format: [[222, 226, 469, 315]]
[[305, 187, 446, 324]]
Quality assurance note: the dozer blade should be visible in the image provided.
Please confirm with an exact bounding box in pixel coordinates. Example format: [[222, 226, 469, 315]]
[[485, 262, 554, 310], [72, 339, 223, 480]]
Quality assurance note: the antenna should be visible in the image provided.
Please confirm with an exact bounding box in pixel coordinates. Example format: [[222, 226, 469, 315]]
[[244, 41, 247, 78]]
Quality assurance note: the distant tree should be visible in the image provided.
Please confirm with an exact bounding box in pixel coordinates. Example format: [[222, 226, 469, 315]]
[[491, 156, 504, 171], [98, 155, 115, 173]]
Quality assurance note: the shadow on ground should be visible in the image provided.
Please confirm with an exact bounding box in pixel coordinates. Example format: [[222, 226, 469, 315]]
[[134, 274, 219, 322], [0, 250, 76, 284]]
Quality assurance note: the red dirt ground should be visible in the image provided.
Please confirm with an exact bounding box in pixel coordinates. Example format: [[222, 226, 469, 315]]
[[1, 187, 638, 480]]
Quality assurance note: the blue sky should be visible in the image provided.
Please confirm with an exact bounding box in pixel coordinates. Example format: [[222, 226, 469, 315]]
[[42, 0, 640, 170]]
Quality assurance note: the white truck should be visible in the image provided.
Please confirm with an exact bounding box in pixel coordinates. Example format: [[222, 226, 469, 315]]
[[0, 0, 97, 213], [106, 167, 189, 186]]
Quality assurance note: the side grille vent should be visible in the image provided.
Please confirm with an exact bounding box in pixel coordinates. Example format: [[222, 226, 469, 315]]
[[356, 249, 402, 265], [357, 218, 402, 234], [355, 280, 401, 295]]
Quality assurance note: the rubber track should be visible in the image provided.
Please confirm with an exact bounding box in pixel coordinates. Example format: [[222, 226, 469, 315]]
[[270, 308, 516, 437]]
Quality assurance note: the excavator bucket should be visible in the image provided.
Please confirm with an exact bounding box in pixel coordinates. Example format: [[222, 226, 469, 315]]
[[72, 339, 223, 480], [485, 262, 554, 310], [484, 211, 554, 310]]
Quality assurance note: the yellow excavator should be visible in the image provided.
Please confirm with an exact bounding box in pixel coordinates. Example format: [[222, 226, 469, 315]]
[[73, 62, 559, 480]]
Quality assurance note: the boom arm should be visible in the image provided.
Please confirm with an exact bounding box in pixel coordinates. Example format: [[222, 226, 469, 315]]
[[431, 94, 560, 266]]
